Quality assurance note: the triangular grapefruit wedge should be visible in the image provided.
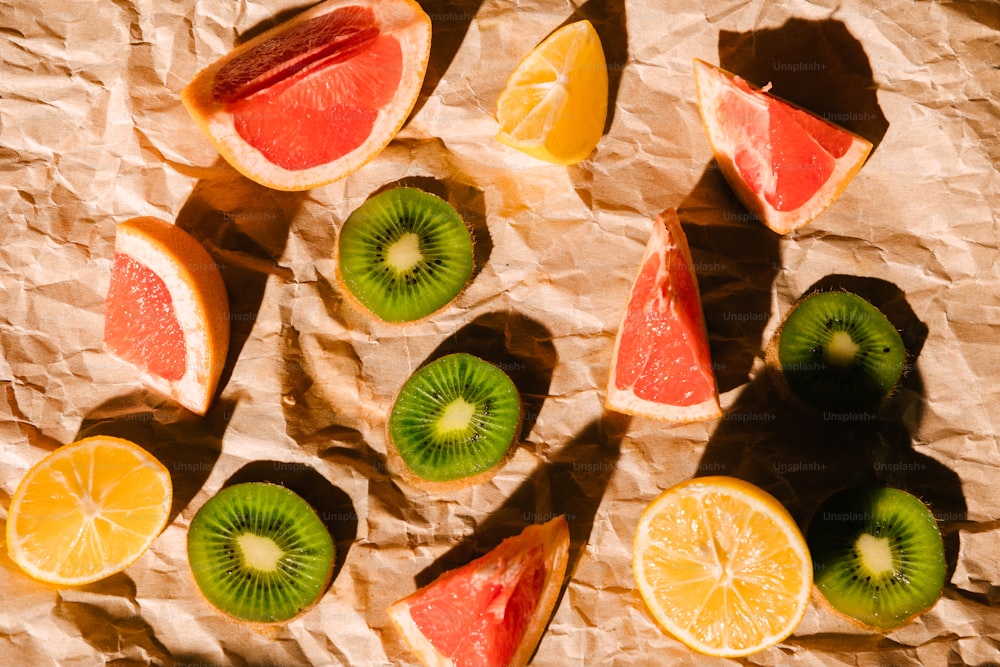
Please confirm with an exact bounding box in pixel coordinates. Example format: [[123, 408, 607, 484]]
[[694, 58, 872, 234], [181, 0, 431, 191], [388, 517, 570, 667], [606, 208, 721, 424], [104, 216, 230, 416]]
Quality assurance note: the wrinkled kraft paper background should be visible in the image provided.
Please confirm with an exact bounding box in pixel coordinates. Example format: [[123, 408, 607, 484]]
[[2, 0, 999, 665]]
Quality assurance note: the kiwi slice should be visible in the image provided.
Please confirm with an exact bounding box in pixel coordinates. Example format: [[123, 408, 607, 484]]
[[388, 353, 522, 488], [808, 486, 945, 631], [337, 187, 474, 322], [767, 290, 906, 412], [187, 482, 335, 624]]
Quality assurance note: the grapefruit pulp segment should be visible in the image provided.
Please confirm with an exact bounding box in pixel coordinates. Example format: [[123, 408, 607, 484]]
[[606, 209, 721, 424], [181, 0, 432, 191], [388, 516, 570, 667], [693, 58, 872, 234], [103, 217, 230, 416]]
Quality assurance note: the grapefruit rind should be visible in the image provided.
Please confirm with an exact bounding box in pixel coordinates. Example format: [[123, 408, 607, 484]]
[[632, 476, 812, 657], [181, 0, 432, 191], [105, 216, 230, 416], [605, 208, 722, 424], [693, 58, 873, 235], [6, 436, 173, 586], [387, 516, 570, 667]]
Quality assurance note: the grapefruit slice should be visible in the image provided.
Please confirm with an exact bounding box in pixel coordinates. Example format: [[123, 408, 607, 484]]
[[606, 208, 721, 424], [388, 517, 570, 667], [693, 58, 873, 234], [181, 0, 432, 191], [104, 216, 230, 416]]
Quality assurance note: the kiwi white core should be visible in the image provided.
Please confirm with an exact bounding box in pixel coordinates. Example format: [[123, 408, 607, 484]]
[[238, 534, 285, 571], [438, 398, 475, 433], [826, 331, 859, 367], [387, 233, 423, 272], [855, 533, 894, 575]]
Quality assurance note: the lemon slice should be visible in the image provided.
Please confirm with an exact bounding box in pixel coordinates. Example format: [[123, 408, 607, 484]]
[[495, 20, 608, 165], [6, 436, 172, 585], [633, 476, 812, 657]]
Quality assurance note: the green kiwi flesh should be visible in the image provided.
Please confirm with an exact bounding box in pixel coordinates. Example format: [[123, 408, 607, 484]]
[[389, 353, 522, 484], [808, 487, 945, 631], [187, 482, 335, 623], [774, 291, 906, 412], [337, 187, 474, 322]]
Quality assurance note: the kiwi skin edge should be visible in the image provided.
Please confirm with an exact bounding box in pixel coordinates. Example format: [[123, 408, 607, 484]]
[[764, 289, 908, 415], [385, 358, 524, 494]]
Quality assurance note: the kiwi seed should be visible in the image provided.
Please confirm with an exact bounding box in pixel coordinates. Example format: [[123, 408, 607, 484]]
[[766, 290, 906, 412], [807, 486, 945, 631], [336, 187, 474, 323], [187, 482, 335, 624], [388, 353, 522, 489]]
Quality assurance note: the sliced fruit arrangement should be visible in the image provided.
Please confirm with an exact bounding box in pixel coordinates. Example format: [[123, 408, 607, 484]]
[[388, 516, 570, 667], [103, 216, 230, 416], [336, 187, 475, 323], [765, 290, 906, 413], [496, 20, 608, 165], [181, 0, 432, 191], [807, 486, 945, 631], [6, 436, 172, 586], [606, 208, 721, 424], [186, 482, 335, 624], [387, 353, 522, 491], [693, 58, 872, 234], [633, 476, 812, 657]]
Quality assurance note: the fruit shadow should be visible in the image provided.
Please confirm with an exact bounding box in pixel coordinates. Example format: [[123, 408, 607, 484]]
[[224, 460, 358, 584], [716, 17, 889, 153], [175, 157, 304, 400], [678, 166, 782, 394], [410, 0, 486, 119], [413, 409, 631, 613], [74, 393, 234, 525], [695, 276, 967, 583], [371, 174, 492, 286], [421, 310, 556, 444]]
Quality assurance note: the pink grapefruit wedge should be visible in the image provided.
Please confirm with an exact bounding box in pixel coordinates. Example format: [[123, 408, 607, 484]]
[[104, 216, 230, 416], [694, 58, 872, 234], [388, 516, 570, 667], [606, 208, 721, 424], [181, 0, 431, 191]]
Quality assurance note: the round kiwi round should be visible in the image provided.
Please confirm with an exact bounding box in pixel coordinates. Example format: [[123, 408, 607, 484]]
[[388, 352, 522, 490], [336, 187, 474, 323], [766, 290, 906, 412], [187, 482, 335, 624], [807, 486, 945, 631]]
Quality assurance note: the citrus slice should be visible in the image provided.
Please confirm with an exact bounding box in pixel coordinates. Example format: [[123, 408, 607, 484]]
[[103, 216, 230, 416], [181, 0, 432, 191], [633, 476, 812, 657], [495, 20, 608, 165], [693, 58, 873, 234], [606, 208, 721, 424], [388, 516, 570, 667], [6, 436, 173, 586]]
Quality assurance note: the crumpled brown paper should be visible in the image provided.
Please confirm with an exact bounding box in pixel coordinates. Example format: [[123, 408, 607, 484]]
[[2, 0, 999, 664]]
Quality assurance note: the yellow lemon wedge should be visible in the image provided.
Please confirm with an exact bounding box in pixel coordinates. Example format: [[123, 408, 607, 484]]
[[633, 476, 812, 657], [495, 20, 608, 165], [6, 436, 172, 586]]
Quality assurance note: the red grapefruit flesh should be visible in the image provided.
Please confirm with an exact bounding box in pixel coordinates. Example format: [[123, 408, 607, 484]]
[[694, 59, 872, 234], [104, 217, 230, 416], [606, 208, 721, 424], [388, 517, 570, 667], [182, 0, 431, 191]]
